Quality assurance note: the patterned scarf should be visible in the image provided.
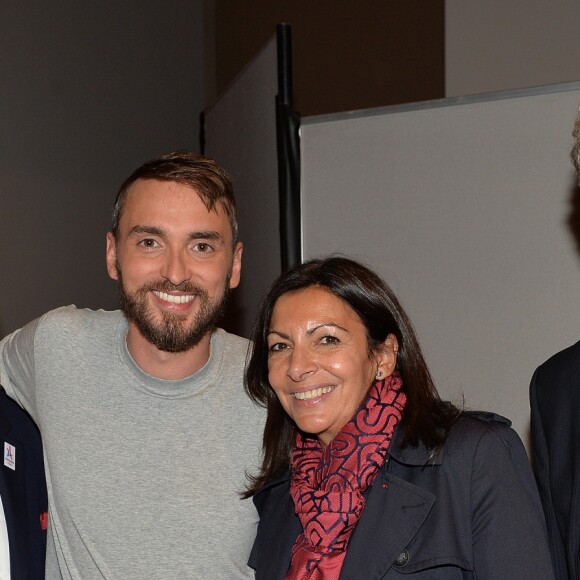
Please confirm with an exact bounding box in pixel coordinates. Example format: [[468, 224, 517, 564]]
[[286, 372, 406, 580]]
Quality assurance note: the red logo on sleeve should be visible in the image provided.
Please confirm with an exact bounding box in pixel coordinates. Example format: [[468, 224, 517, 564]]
[[40, 511, 48, 531]]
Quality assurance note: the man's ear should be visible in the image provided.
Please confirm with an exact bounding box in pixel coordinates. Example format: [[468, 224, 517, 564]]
[[375, 334, 399, 379], [229, 242, 243, 289], [106, 232, 119, 281]]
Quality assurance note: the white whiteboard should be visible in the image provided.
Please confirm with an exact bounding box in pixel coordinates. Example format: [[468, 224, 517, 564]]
[[301, 83, 580, 447]]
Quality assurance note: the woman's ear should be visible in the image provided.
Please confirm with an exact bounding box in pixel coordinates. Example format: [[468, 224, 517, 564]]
[[374, 334, 399, 380]]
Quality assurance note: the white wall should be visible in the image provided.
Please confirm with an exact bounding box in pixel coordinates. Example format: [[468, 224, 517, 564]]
[[0, 1, 204, 336], [300, 84, 580, 447], [446, 0, 580, 97]]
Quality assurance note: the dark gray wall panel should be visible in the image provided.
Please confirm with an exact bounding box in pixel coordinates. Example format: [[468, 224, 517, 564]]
[[0, 1, 203, 336], [204, 36, 280, 337]]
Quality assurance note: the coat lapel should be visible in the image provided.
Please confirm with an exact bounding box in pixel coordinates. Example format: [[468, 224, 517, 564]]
[[252, 428, 439, 580], [340, 462, 436, 579], [253, 464, 435, 580], [340, 428, 443, 580]]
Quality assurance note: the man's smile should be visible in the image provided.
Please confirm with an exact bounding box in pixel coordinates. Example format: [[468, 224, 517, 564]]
[[152, 290, 195, 304]]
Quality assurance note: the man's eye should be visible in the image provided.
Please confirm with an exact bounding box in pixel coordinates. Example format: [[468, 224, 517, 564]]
[[193, 242, 213, 253], [320, 335, 339, 345], [139, 239, 159, 248]]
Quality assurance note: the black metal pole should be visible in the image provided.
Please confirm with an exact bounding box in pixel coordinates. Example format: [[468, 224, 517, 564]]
[[276, 23, 301, 272]]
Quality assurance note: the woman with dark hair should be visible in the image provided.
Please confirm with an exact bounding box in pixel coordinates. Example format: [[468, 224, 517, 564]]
[[245, 256, 554, 579]]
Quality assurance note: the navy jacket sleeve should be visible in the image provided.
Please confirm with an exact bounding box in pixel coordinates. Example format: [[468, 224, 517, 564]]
[[0, 388, 48, 579], [469, 419, 555, 579], [529, 342, 580, 580]]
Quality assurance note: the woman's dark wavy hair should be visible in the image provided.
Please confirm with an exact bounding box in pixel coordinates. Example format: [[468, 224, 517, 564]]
[[244, 256, 461, 496]]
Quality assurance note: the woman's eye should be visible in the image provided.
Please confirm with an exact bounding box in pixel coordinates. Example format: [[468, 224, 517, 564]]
[[320, 335, 340, 345], [268, 342, 287, 353], [193, 242, 213, 253]]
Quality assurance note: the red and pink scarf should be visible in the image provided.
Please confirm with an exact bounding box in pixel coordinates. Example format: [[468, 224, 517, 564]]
[[287, 371, 406, 579]]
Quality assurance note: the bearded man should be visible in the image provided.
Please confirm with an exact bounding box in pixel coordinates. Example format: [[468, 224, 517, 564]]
[[0, 152, 264, 579]]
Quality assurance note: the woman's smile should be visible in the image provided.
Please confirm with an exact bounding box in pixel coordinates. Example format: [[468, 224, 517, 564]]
[[292, 385, 336, 401]]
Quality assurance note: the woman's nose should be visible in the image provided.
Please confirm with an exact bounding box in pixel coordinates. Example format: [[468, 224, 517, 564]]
[[286, 345, 317, 382]]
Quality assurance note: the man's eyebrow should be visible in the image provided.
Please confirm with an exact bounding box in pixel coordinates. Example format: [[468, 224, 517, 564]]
[[129, 225, 164, 236], [187, 230, 224, 241], [127, 226, 224, 242]]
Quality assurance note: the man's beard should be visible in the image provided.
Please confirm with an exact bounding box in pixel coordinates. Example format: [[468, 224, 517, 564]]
[[116, 266, 230, 353]]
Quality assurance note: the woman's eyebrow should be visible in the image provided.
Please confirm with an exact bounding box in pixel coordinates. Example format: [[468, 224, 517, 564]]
[[307, 323, 347, 335]]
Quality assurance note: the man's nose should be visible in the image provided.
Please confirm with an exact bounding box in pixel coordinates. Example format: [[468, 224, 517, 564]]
[[161, 248, 191, 286]]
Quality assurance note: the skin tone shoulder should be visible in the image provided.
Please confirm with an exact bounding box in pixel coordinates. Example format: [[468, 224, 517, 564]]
[[266, 286, 398, 447], [105, 178, 242, 380]]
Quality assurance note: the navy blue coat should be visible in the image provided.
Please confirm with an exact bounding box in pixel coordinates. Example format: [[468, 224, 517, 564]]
[[0, 388, 47, 579], [530, 340, 580, 580], [249, 412, 555, 579]]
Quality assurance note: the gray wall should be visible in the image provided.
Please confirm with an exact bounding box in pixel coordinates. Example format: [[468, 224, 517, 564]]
[[0, 2, 204, 336], [446, 0, 580, 97], [204, 37, 281, 338], [300, 84, 580, 446]]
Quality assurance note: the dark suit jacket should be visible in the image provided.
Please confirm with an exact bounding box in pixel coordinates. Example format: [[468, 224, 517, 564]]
[[0, 388, 48, 579], [531, 340, 580, 580], [250, 413, 554, 579]]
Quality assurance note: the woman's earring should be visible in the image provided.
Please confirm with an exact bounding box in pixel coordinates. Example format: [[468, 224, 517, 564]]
[[375, 369, 384, 380]]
